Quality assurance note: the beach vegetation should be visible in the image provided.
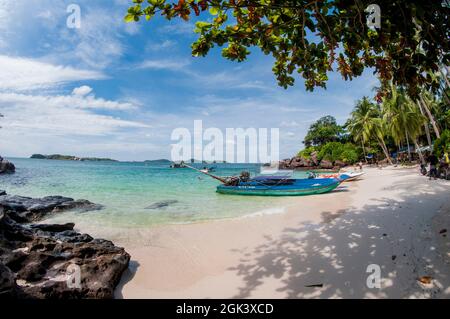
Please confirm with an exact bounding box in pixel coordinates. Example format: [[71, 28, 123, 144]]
[[297, 146, 318, 159], [434, 130, 450, 158], [317, 142, 359, 164], [125, 1, 449, 97], [346, 97, 393, 164], [303, 115, 343, 147]]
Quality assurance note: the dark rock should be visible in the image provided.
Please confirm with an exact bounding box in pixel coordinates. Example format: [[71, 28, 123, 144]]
[[319, 159, 333, 169], [279, 156, 314, 169], [278, 159, 291, 169], [0, 210, 130, 299], [290, 157, 311, 168], [30, 223, 75, 233], [0, 190, 6, 196], [0, 158, 15, 174], [52, 199, 104, 213], [0, 195, 103, 223], [310, 152, 319, 166], [439, 229, 447, 234], [334, 160, 347, 167], [146, 200, 178, 210], [0, 262, 18, 297]]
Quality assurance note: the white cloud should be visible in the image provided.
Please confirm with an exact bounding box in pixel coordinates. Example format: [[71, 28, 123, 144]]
[[72, 85, 93, 96], [0, 1, 133, 69], [159, 22, 195, 35], [139, 59, 191, 71], [0, 91, 137, 111], [146, 40, 176, 52], [0, 55, 105, 91], [0, 91, 149, 157], [280, 121, 300, 127], [0, 0, 12, 48]]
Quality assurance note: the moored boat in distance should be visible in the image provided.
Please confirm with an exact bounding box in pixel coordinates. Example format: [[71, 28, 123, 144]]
[[315, 171, 365, 182]]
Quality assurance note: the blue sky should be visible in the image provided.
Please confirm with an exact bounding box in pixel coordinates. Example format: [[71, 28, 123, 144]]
[[0, 0, 379, 161]]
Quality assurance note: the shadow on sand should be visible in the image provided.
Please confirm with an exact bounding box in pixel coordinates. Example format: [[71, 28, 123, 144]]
[[228, 180, 450, 298], [115, 260, 140, 299]]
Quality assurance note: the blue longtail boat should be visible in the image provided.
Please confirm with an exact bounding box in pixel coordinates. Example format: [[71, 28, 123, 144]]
[[183, 164, 343, 196], [216, 175, 342, 196]]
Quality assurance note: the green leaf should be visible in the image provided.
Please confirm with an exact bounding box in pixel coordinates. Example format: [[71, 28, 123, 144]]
[[209, 7, 219, 16], [124, 14, 135, 23]]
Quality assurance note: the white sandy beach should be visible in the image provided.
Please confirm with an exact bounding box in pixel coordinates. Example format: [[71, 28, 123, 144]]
[[110, 166, 450, 299]]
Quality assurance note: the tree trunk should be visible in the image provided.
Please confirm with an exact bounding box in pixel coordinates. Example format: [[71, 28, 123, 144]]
[[417, 101, 433, 147], [419, 95, 440, 138], [415, 141, 426, 165], [440, 67, 450, 89], [405, 129, 411, 162], [361, 139, 368, 163], [378, 138, 393, 165]]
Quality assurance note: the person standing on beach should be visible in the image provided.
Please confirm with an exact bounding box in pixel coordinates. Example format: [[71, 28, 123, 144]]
[[358, 161, 363, 171], [427, 153, 439, 180]]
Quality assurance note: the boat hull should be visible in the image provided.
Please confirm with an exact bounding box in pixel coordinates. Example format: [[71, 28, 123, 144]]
[[318, 172, 365, 182], [217, 179, 341, 196]]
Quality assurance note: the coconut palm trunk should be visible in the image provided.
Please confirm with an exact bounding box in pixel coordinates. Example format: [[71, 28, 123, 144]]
[[419, 95, 440, 138], [378, 137, 393, 165], [360, 139, 368, 163], [405, 129, 412, 162], [415, 141, 426, 165], [440, 67, 450, 89], [417, 101, 433, 147]]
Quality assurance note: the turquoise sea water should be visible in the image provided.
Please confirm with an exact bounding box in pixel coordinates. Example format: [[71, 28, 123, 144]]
[[0, 158, 307, 228]]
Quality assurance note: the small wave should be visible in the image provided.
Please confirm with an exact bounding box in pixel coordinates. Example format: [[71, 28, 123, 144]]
[[238, 206, 287, 219]]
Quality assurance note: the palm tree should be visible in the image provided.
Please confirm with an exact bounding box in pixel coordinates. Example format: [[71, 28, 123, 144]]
[[419, 90, 441, 139], [347, 97, 393, 165], [382, 85, 425, 162]]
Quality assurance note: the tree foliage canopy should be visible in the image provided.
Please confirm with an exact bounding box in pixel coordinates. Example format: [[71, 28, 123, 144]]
[[317, 141, 359, 163], [126, 0, 450, 96], [303, 115, 343, 147], [434, 129, 450, 158]]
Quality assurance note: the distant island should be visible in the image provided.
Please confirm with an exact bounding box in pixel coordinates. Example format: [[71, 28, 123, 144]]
[[30, 154, 117, 162], [143, 159, 172, 164]]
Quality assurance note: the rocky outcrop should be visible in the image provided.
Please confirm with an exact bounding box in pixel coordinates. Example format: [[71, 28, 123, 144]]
[[319, 159, 334, 169], [279, 151, 350, 170], [334, 160, 347, 168], [0, 210, 130, 299], [0, 195, 103, 223], [0, 157, 15, 174], [310, 152, 319, 166]]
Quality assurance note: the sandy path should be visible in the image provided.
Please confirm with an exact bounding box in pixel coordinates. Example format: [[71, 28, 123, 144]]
[[115, 167, 450, 298]]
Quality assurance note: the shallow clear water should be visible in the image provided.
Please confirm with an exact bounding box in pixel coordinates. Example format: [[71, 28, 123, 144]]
[[0, 158, 308, 228]]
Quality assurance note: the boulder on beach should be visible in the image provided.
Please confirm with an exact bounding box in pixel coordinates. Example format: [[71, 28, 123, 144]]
[[310, 151, 319, 166], [0, 157, 15, 174], [319, 159, 334, 169], [0, 209, 130, 299], [0, 195, 104, 223], [334, 160, 347, 168]]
